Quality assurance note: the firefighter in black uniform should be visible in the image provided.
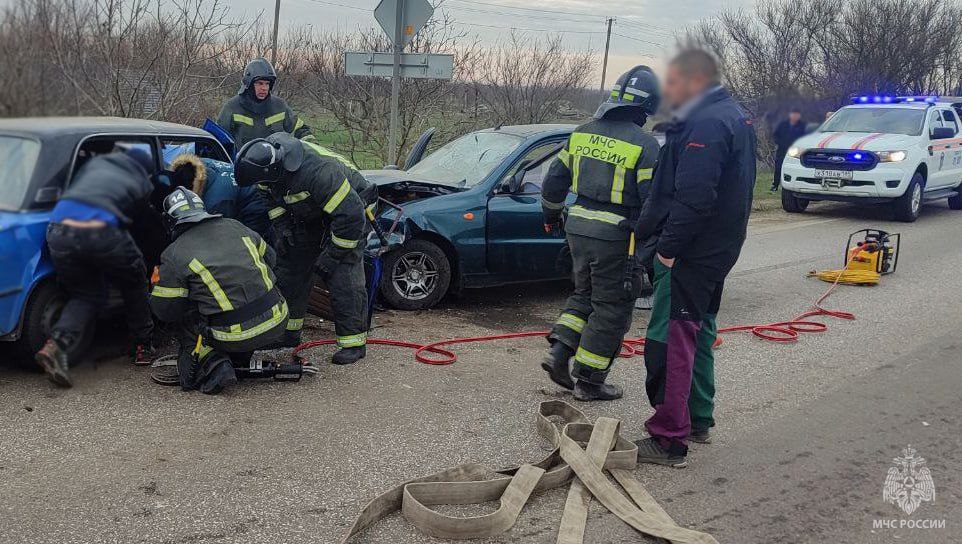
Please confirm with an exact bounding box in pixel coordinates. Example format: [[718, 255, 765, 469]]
[[234, 133, 375, 365], [540, 66, 661, 402], [217, 57, 314, 149], [150, 188, 289, 394]]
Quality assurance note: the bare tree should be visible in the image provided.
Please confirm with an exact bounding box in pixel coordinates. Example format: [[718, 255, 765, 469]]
[[686, 0, 962, 165], [471, 32, 594, 125], [1, 0, 256, 123], [300, 14, 483, 166]]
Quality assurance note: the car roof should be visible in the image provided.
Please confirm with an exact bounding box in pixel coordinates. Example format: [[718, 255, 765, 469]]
[[0, 116, 211, 138], [476, 123, 577, 138]]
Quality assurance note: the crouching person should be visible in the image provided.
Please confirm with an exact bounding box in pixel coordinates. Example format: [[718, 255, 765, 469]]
[[150, 188, 288, 394], [168, 153, 270, 239], [36, 150, 157, 388]]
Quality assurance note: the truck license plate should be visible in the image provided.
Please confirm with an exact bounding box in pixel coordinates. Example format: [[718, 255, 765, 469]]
[[814, 169, 854, 180]]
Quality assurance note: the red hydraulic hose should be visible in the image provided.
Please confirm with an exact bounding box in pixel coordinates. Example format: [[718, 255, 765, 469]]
[[293, 267, 857, 366]]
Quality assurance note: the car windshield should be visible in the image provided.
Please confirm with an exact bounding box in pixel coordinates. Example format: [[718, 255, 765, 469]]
[[0, 136, 41, 211], [407, 131, 523, 188], [820, 107, 925, 136]]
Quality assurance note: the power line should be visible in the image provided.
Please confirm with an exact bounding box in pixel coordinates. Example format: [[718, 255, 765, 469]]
[[451, 20, 606, 35], [611, 32, 665, 48], [300, 0, 370, 11], [445, 0, 609, 20], [443, 4, 603, 26]]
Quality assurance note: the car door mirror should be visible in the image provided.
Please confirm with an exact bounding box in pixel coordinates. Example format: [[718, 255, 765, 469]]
[[931, 127, 955, 140], [500, 170, 525, 194]]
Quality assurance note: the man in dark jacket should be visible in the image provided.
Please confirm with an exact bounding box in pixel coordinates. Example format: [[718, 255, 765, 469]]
[[770, 107, 806, 192], [36, 150, 157, 387], [633, 50, 757, 466], [540, 66, 661, 401], [217, 58, 314, 149], [150, 188, 288, 395], [235, 132, 375, 365]]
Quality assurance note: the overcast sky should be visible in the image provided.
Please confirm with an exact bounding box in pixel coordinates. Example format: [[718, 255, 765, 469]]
[[227, 0, 752, 85], [0, 0, 753, 85]]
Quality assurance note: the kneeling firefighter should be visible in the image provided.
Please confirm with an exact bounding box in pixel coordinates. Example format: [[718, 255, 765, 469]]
[[234, 133, 376, 365], [150, 188, 289, 394], [540, 66, 661, 401]]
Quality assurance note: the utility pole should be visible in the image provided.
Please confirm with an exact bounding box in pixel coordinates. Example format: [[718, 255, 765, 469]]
[[388, 0, 404, 166], [600, 17, 614, 92], [271, 0, 282, 65]]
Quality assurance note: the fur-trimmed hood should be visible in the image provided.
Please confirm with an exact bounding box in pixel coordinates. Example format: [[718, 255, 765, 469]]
[[169, 153, 208, 195]]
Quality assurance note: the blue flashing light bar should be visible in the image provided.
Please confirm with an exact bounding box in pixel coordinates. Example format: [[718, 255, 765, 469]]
[[851, 95, 939, 104]]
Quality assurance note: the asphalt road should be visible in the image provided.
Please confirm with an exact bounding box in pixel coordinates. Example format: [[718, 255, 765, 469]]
[[2, 201, 961, 543]]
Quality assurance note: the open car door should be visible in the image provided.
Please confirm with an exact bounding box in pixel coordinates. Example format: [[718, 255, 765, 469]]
[[485, 139, 569, 280], [402, 127, 436, 170]]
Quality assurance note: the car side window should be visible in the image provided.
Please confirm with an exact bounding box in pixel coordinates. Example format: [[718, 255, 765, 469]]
[[72, 137, 156, 182], [160, 137, 230, 166], [942, 110, 959, 135], [512, 141, 564, 193], [928, 111, 944, 136]]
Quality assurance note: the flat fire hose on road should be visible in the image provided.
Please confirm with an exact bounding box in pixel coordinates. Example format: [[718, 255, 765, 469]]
[[342, 400, 717, 543]]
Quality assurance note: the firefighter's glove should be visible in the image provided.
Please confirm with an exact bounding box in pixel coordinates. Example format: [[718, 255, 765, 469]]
[[542, 208, 564, 235], [625, 259, 651, 300]]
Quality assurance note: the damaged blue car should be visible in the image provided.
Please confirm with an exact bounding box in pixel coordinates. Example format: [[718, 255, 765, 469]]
[[365, 124, 576, 310]]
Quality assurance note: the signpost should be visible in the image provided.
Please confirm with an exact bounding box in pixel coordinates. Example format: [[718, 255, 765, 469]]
[[344, 52, 453, 79], [343, 0, 447, 166]]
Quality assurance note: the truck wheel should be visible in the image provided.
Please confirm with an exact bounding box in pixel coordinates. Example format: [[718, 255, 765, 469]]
[[948, 182, 962, 210], [781, 189, 809, 213], [381, 239, 451, 311], [12, 282, 93, 368], [893, 173, 923, 222]]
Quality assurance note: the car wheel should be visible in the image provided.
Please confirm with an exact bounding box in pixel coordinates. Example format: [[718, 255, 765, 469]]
[[380, 239, 452, 311], [948, 182, 962, 210], [781, 189, 809, 213], [12, 282, 93, 368], [893, 173, 923, 222]]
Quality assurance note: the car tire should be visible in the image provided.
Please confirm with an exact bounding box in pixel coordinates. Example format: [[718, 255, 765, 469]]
[[381, 239, 452, 311], [781, 189, 809, 213], [948, 182, 962, 210], [893, 173, 924, 222], [12, 282, 93, 368]]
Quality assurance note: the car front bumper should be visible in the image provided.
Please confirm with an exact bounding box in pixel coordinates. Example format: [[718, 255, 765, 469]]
[[781, 158, 911, 201]]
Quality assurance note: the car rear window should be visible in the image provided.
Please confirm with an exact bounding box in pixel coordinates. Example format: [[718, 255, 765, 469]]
[[0, 136, 41, 211]]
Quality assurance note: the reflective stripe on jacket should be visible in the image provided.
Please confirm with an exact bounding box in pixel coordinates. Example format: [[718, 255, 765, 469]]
[[150, 217, 287, 345], [265, 144, 367, 254], [542, 118, 660, 240], [216, 94, 313, 149]]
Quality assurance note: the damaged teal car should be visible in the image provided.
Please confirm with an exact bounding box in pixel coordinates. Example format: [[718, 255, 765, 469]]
[[365, 124, 576, 310]]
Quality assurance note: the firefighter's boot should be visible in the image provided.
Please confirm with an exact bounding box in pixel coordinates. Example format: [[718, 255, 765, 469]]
[[541, 341, 575, 390], [573, 380, 623, 401], [332, 346, 366, 365]]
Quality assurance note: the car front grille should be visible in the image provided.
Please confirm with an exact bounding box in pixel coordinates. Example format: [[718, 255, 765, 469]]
[[800, 149, 878, 171]]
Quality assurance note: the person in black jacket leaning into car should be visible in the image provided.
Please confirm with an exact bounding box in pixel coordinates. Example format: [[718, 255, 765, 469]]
[[632, 49, 757, 467], [36, 149, 158, 387]]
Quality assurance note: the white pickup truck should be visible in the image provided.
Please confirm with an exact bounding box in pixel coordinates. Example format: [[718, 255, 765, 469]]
[[780, 96, 962, 221]]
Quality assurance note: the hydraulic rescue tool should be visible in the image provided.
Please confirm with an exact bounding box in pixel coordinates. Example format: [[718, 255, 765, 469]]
[[149, 353, 304, 386], [810, 228, 901, 285]]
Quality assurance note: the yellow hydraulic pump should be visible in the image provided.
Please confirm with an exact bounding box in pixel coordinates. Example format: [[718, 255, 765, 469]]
[[809, 229, 900, 286]]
